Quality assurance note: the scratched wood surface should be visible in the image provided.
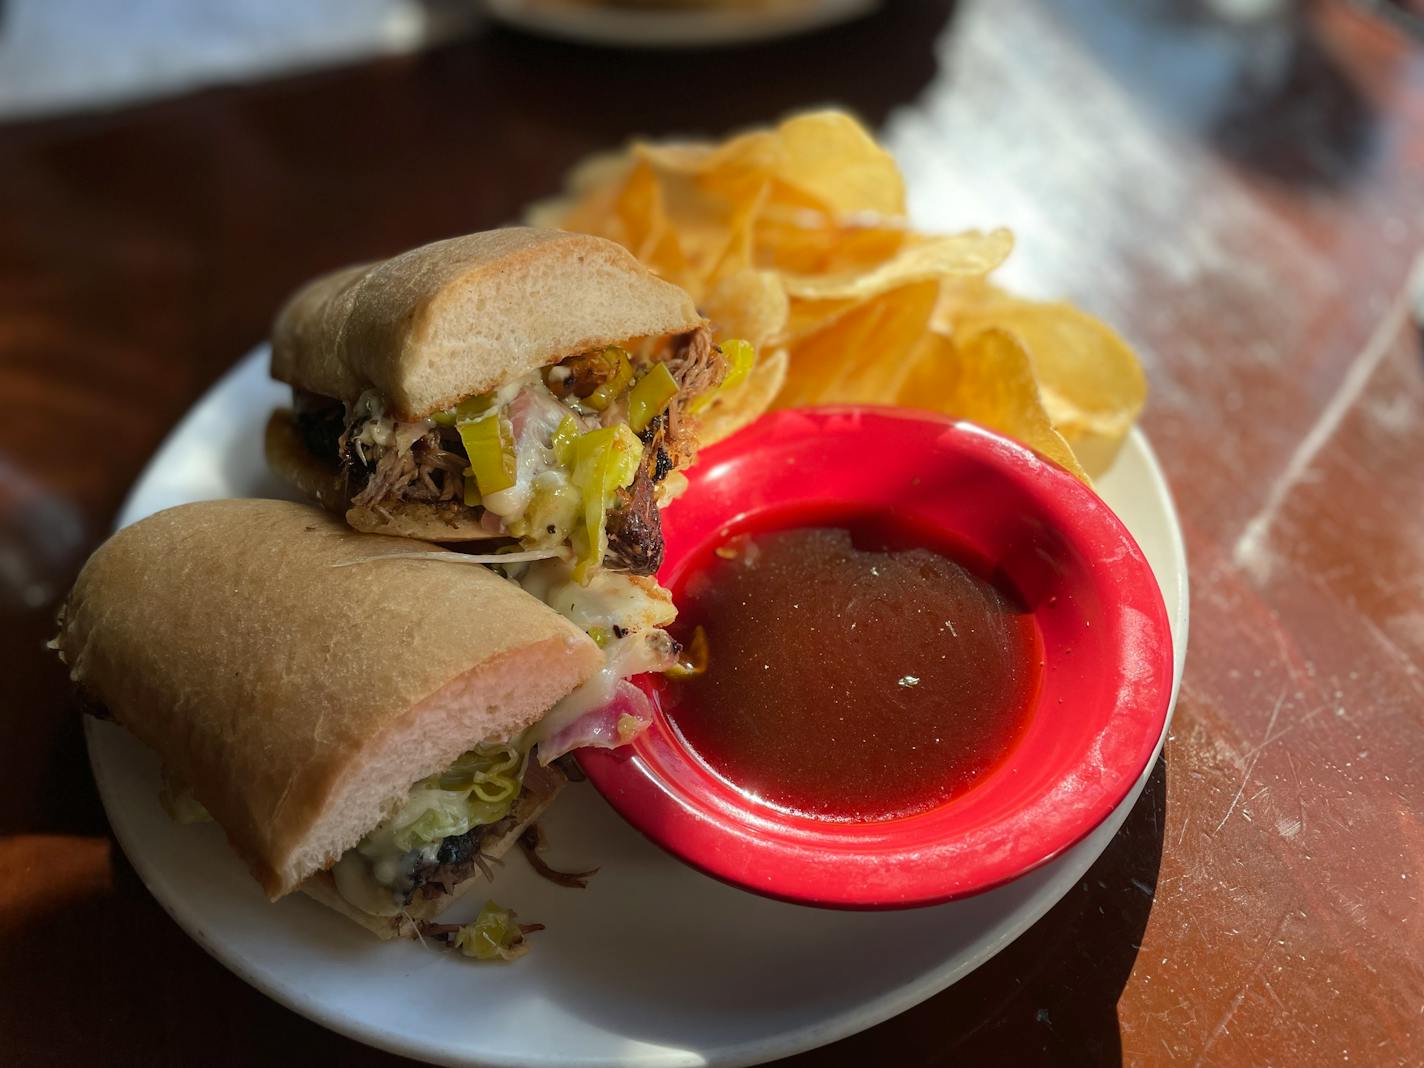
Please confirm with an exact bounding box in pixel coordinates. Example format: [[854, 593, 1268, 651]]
[[2, 2, 1422, 1065]]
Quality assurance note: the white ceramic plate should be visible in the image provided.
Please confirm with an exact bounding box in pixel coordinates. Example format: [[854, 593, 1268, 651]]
[[483, 0, 880, 49], [88, 345, 1188, 1068]]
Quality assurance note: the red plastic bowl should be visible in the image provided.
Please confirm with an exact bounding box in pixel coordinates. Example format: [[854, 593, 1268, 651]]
[[578, 407, 1173, 908]]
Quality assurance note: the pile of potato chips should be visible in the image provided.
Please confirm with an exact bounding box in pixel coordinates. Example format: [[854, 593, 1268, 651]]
[[529, 110, 1146, 480]]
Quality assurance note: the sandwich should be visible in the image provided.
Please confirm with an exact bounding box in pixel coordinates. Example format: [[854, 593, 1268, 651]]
[[55, 498, 608, 951], [265, 226, 742, 559], [265, 226, 751, 757]]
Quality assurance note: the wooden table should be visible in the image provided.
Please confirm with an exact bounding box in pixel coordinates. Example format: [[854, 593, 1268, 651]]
[[3, 1, 1421, 1063]]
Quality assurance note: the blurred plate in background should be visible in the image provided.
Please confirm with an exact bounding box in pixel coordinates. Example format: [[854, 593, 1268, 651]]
[[483, 0, 881, 48]]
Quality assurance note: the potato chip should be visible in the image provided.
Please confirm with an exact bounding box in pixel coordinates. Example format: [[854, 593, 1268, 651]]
[[779, 229, 1013, 301], [527, 150, 632, 233], [895, 329, 1087, 481], [775, 281, 940, 408], [947, 286, 1146, 475], [635, 111, 902, 219], [766, 232, 1009, 347], [698, 348, 788, 446], [770, 111, 906, 217], [702, 269, 789, 349], [629, 112, 907, 297], [636, 128, 778, 178], [529, 109, 1147, 476], [777, 294, 864, 347], [638, 166, 769, 299], [753, 209, 909, 277], [615, 160, 689, 286], [703, 180, 769, 292]]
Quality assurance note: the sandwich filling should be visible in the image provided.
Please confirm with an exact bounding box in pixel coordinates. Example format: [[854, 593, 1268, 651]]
[[269, 329, 753, 927], [166, 743, 554, 931], [288, 327, 750, 765], [330, 742, 536, 918], [293, 326, 748, 582]]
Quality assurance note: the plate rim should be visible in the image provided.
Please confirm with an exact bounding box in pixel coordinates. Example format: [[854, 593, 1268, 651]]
[[483, 0, 881, 49]]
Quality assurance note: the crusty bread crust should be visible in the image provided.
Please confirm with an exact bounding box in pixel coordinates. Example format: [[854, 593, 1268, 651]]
[[298, 762, 566, 939], [270, 227, 704, 421], [57, 500, 602, 899], [344, 500, 497, 542], [263, 408, 346, 513]]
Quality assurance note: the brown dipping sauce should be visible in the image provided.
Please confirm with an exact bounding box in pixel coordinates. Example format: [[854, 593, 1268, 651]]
[[663, 518, 1042, 822]]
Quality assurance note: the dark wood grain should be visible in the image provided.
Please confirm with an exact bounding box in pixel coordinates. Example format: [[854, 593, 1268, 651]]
[[3, 1, 1422, 1065]]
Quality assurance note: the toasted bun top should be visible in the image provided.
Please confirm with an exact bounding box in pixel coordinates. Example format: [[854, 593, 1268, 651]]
[[57, 499, 602, 898], [271, 227, 704, 420]]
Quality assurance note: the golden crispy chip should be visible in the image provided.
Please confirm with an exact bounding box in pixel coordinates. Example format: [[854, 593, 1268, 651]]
[[703, 180, 769, 293], [615, 160, 689, 284], [563, 149, 636, 198], [628, 112, 906, 297], [635, 111, 902, 219], [778, 294, 864, 346], [771, 232, 1013, 347], [702, 269, 788, 348], [642, 141, 772, 292], [779, 230, 1013, 301], [775, 280, 940, 408], [642, 169, 769, 299], [636, 129, 778, 178], [527, 150, 632, 233], [529, 109, 1146, 479], [895, 328, 1087, 481], [771, 111, 906, 217], [754, 209, 909, 277], [948, 286, 1146, 475], [632, 142, 717, 173], [698, 348, 789, 445], [773, 232, 1012, 346]]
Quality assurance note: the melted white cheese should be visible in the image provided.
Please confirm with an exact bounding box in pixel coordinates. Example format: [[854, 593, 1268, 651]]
[[330, 787, 472, 916], [519, 559, 676, 632], [525, 628, 677, 746]]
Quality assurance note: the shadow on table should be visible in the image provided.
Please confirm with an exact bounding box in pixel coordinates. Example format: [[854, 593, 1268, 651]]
[[783, 756, 1169, 1068], [0, 0, 962, 327], [466, 0, 960, 144], [0, 832, 410, 1067]]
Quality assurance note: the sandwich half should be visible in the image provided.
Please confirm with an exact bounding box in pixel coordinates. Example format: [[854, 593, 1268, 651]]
[[266, 226, 750, 759], [266, 226, 738, 562], [56, 499, 605, 945]]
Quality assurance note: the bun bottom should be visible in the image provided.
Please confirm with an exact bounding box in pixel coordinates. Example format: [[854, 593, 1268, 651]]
[[265, 408, 499, 542], [297, 762, 567, 939], [345, 500, 498, 543], [263, 408, 347, 513]]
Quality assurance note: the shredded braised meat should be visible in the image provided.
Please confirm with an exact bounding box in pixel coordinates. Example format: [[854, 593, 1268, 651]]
[[662, 327, 725, 454], [323, 327, 726, 563], [517, 824, 599, 890], [345, 424, 467, 510], [407, 824, 487, 900], [605, 465, 663, 575], [546, 348, 620, 400], [640, 326, 725, 479], [402, 800, 528, 905]]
